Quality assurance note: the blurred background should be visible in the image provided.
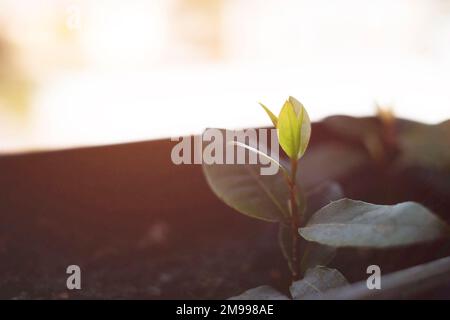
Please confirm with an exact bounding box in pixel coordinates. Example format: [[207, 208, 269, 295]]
[[1, 0, 450, 153]]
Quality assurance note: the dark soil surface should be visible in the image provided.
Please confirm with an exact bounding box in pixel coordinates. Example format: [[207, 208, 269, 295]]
[[1, 117, 449, 299], [0, 222, 288, 300]]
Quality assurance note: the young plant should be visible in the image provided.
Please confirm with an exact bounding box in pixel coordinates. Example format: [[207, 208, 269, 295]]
[[259, 97, 311, 280], [202, 96, 450, 290]]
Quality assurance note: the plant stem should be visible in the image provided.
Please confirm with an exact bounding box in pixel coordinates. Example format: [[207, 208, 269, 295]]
[[289, 158, 300, 281]]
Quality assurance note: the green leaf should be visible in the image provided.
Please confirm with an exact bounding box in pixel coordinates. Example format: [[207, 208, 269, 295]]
[[228, 266, 347, 300], [277, 97, 311, 160], [289, 96, 311, 159], [259, 102, 278, 127], [299, 199, 450, 248], [202, 129, 291, 222], [289, 266, 348, 300], [230, 141, 289, 179], [278, 100, 300, 159], [228, 285, 289, 300]]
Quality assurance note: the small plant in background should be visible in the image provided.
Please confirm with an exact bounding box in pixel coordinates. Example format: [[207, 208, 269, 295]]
[[203, 96, 450, 299]]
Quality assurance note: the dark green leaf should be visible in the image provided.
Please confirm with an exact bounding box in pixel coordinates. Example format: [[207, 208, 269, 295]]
[[299, 199, 450, 248], [229, 266, 348, 300], [202, 129, 290, 222], [290, 266, 348, 300]]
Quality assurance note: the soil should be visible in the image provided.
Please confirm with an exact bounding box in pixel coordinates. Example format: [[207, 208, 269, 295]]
[[1, 117, 449, 299]]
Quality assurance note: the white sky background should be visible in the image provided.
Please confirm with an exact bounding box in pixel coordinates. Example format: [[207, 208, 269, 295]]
[[1, 0, 450, 152]]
